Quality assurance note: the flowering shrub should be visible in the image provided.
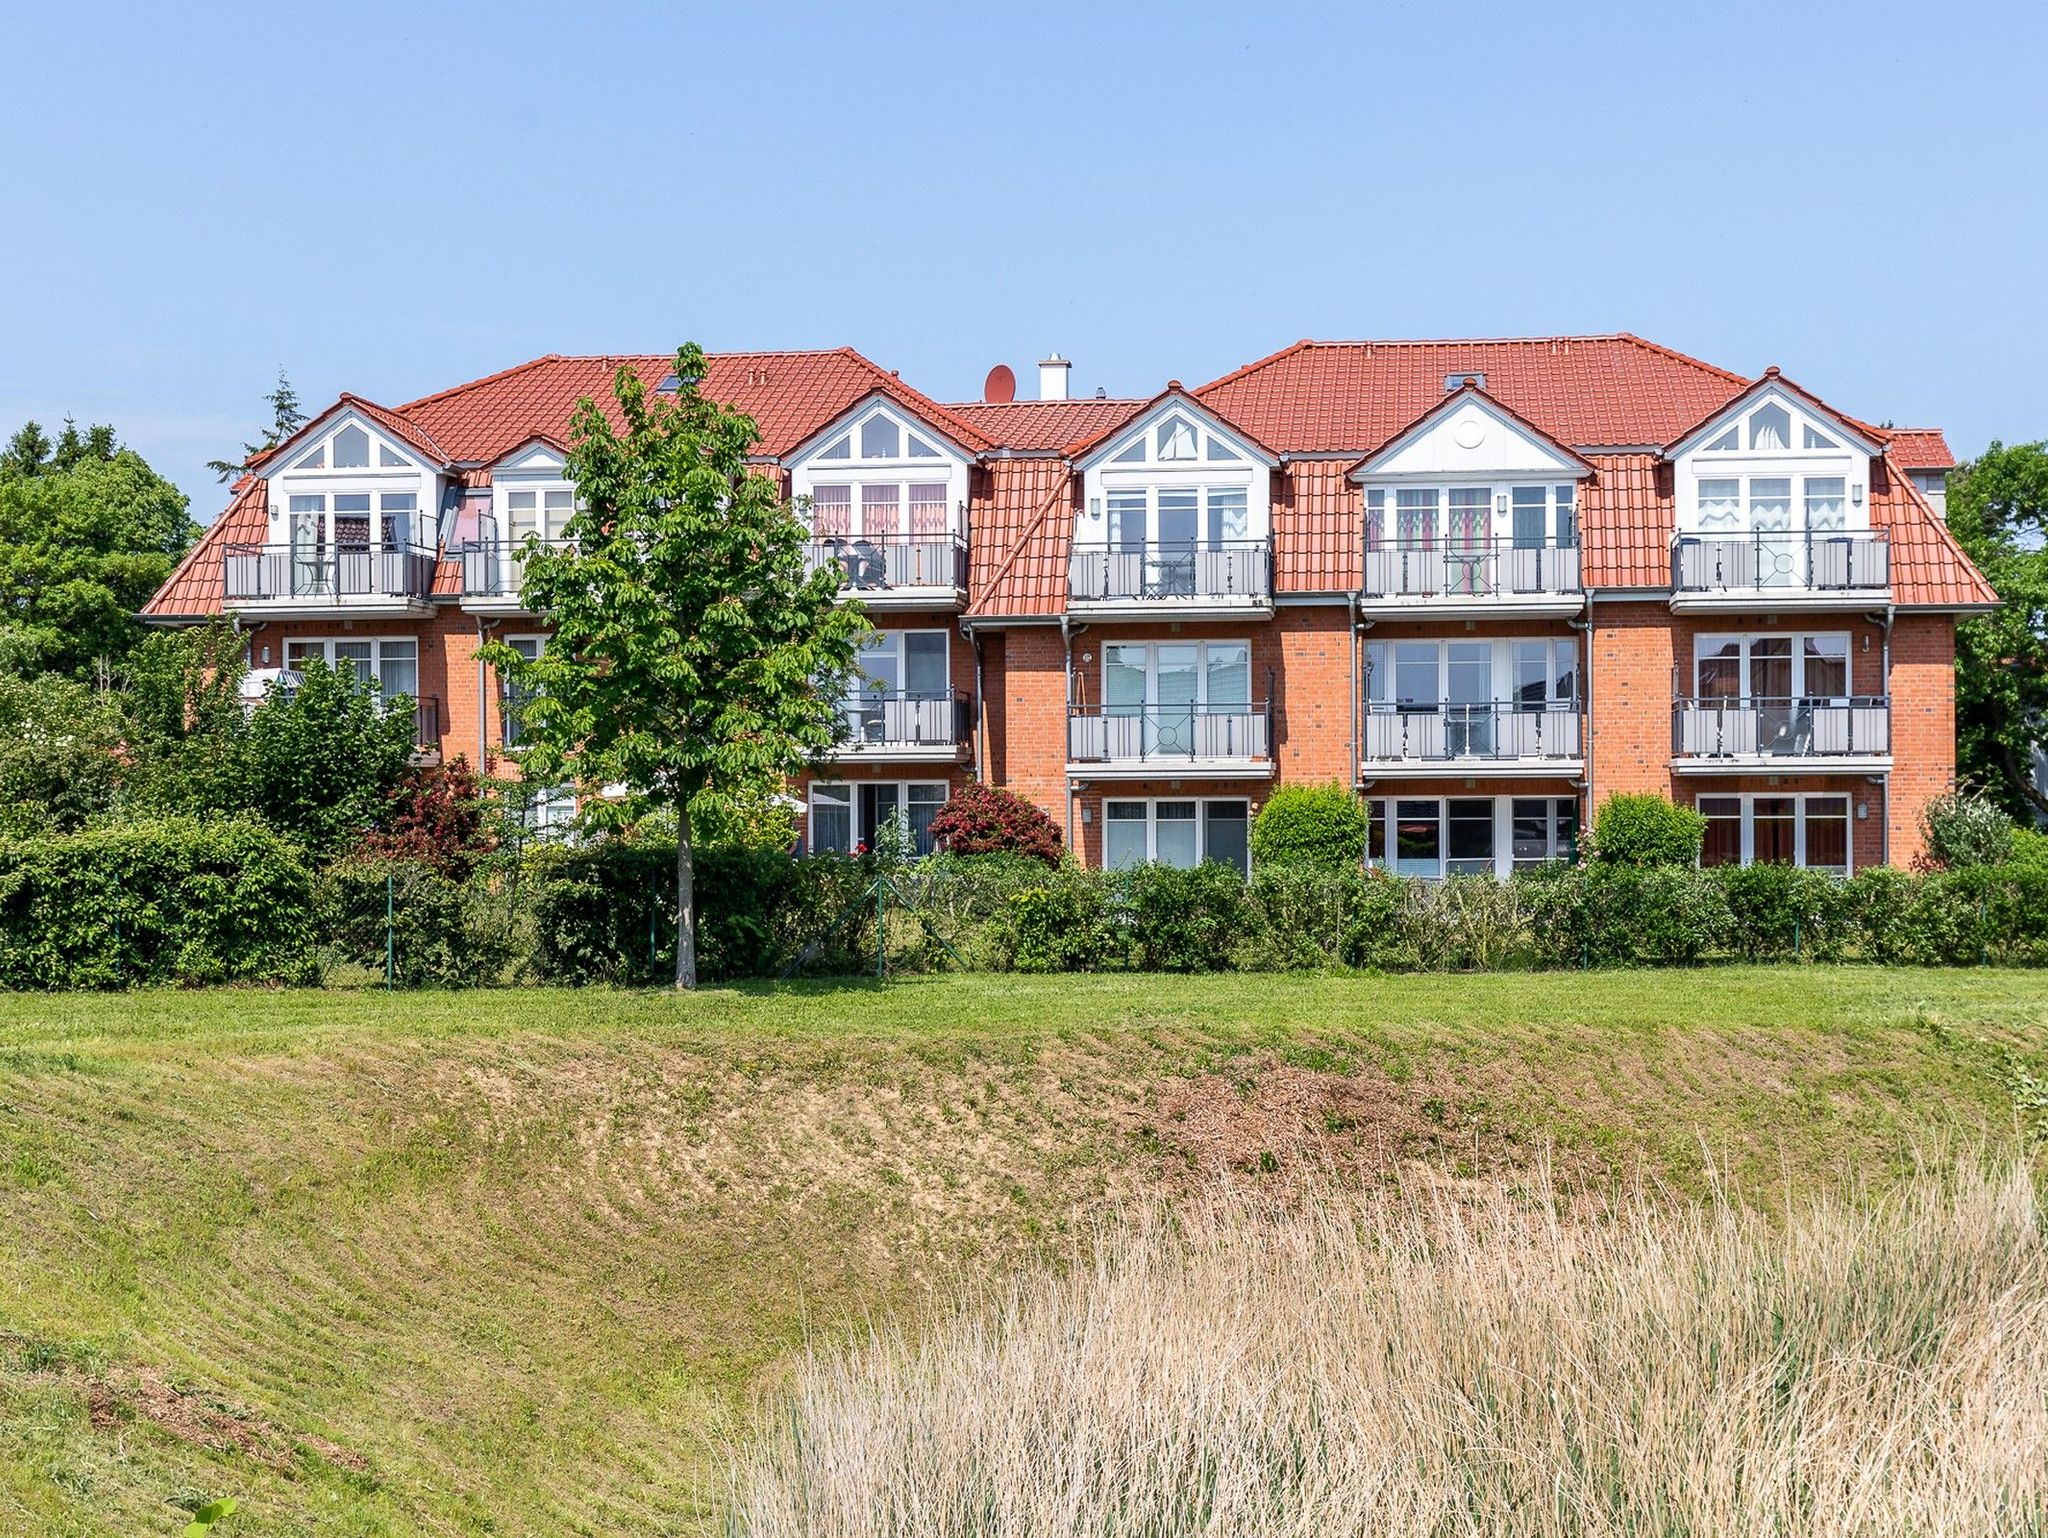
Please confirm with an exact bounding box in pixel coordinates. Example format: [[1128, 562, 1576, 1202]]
[[928, 783, 1062, 866]]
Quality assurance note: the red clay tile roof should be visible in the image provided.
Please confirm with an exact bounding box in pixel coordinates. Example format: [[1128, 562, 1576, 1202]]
[[966, 459, 1075, 617], [1195, 334, 1749, 453], [1062, 385, 1282, 463], [945, 397, 1145, 453], [399, 350, 993, 466], [1276, 461, 1360, 592], [1881, 428, 1956, 471], [1579, 454, 1670, 589], [142, 477, 269, 618], [1873, 464, 1997, 608]]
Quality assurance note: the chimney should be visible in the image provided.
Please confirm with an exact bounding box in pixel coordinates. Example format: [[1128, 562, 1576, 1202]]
[[1038, 353, 1071, 401]]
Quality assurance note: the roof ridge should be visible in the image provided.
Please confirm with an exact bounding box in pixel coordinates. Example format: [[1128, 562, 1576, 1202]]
[[397, 354, 567, 412], [1611, 331, 1750, 386], [1191, 338, 1316, 396], [945, 397, 1147, 409]]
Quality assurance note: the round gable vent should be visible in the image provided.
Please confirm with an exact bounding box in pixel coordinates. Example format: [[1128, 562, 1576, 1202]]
[[1453, 417, 1486, 450]]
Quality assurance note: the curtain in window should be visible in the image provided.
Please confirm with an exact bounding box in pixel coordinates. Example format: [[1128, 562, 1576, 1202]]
[[907, 483, 948, 536], [860, 484, 901, 538], [810, 485, 851, 536]]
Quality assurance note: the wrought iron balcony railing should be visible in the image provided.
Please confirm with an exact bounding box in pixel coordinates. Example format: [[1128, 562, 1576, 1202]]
[[224, 542, 437, 604], [1361, 701, 1582, 763], [1673, 695, 1892, 758], [1068, 540, 1273, 603], [1362, 535, 1582, 601], [1066, 701, 1272, 765], [1672, 530, 1890, 593], [806, 535, 967, 593]]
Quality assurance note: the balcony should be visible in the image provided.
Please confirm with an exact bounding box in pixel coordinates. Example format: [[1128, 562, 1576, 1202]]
[[1066, 701, 1273, 779], [1361, 536, 1583, 617], [829, 689, 974, 762], [1672, 696, 1892, 772], [1360, 701, 1582, 778], [1671, 530, 1890, 611], [460, 538, 573, 610], [806, 535, 967, 609], [1068, 541, 1273, 617], [223, 542, 437, 615]]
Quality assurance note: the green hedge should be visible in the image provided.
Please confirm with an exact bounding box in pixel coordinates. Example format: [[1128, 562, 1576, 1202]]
[[0, 818, 318, 988], [317, 857, 519, 988]]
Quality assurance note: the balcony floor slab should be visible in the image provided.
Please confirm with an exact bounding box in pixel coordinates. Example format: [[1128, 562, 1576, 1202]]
[[825, 745, 972, 764], [1065, 759, 1275, 781], [227, 599, 436, 621], [1358, 758, 1584, 780], [1670, 590, 1892, 615], [1670, 756, 1893, 775], [1357, 595, 1585, 620]]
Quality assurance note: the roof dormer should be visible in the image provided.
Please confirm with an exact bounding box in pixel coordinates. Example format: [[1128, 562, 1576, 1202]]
[[788, 395, 974, 547], [1667, 374, 1881, 539]]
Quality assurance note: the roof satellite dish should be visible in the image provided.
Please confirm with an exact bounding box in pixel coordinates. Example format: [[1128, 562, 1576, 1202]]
[[983, 364, 1016, 404]]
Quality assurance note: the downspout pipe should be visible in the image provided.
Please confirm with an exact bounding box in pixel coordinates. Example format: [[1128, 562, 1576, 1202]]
[[1061, 615, 1075, 855], [1348, 592, 1362, 791], [1569, 611, 1594, 826], [961, 618, 986, 782]]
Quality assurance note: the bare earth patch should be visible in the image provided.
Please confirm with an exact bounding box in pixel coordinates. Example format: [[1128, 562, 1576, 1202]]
[[73, 1365, 369, 1473]]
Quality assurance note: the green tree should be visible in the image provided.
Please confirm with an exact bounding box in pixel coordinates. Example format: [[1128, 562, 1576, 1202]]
[[482, 343, 868, 988], [1948, 441, 2048, 820], [208, 370, 307, 483], [0, 420, 197, 678], [0, 670, 126, 833]]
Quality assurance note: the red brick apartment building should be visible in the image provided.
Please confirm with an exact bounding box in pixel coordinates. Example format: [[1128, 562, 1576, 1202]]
[[142, 335, 1995, 875]]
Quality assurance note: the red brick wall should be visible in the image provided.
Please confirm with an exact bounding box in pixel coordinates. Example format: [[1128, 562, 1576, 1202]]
[[1888, 614, 1958, 868]]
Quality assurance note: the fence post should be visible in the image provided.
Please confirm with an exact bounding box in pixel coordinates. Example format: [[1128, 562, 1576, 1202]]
[[1794, 913, 1801, 962], [876, 877, 886, 979], [649, 892, 658, 978], [1980, 893, 1989, 967], [385, 870, 395, 990], [111, 868, 121, 984]]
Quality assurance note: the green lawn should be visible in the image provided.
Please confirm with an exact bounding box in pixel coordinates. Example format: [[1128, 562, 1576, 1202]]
[[2, 970, 2044, 1536]]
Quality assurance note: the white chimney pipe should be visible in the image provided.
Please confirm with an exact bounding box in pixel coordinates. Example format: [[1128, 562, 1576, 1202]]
[[1038, 354, 1071, 401]]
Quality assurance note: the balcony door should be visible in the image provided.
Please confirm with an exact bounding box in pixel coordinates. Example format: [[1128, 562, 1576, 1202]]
[[1694, 632, 1850, 754], [285, 491, 418, 598], [849, 630, 947, 744], [1103, 640, 1250, 757]]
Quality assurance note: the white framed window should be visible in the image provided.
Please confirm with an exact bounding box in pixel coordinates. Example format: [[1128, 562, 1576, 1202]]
[[1103, 639, 1251, 710], [1103, 798, 1249, 875], [1365, 638, 1576, 708], [797, 406, 964, 543], [1678, 390, 1869, 541], [808, 781, 948, 857], [284, 637, 417, 701], [852, 630, 948, 698], [501, 635, 545, 747], [1693, 632, 1850, 702], [1104, 484, 1251, 549], [1697, 793, 1852, 874], [1364, 483, 1577, 551], [518, 784, 576, 840], [1082, 408, 1269, 554], [1365, 795, 1578, 878], [505, 486, 574, 543]]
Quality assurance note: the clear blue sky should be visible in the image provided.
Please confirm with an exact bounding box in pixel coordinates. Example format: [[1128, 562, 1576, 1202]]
[[3, 0, 2043, 518]]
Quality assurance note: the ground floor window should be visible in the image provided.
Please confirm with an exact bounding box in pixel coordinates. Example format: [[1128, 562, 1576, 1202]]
[[513, 782, 574, 841], [1103, 798, 1250, 875], [809, 781, 948, 856], [1365, 795, 1578, 878], [1696, 793, 1851, 874]]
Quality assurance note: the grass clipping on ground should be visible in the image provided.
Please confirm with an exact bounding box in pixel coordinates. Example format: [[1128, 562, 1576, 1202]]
[[729, 1161, 2048, 1537]]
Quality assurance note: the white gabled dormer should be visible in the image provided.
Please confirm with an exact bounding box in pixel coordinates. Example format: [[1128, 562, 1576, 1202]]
[[1349, 384, 1590, 612], [456, 437, 577, 612], [1666, 372, 1891, 606], [264, 402, 444, 559], [787, 396, 972, 543], [1068, 391, 1276, 614], [786, 395, 974, 606]]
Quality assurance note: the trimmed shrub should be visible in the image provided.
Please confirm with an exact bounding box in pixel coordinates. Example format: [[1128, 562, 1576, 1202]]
[[1521, 863, 1729, 965], [928, 784, 1062, 866], [1396, 875, 1534, 971], [1116, 861, 1247, 972], [1590, 793, 1707, 868], [317, 856, 516, 987], [1715, 863, 1851, 961], [1921, 789, 2017, 871], [1249, 784, 1368, 873], [0, 817, 318, 989], [989, 871, 1116, 973]]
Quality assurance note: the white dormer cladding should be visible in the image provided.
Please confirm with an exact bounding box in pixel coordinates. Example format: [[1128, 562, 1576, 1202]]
[[787, 399, 971, 541], [266, 407, 442, 555], [1074, 402, 1272, 553], [1349, 390, 1589, 550], [1669, 382, 1881, 540], [488, 440, 576, 545]]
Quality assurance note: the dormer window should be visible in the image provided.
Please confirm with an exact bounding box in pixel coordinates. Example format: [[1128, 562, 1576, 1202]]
[[789, 403, 970, 566], [860, 416, 900, 458], [333, 425, 371, 468], [1157, 416, 1198, 460], [1748, 403, 1791, 451]]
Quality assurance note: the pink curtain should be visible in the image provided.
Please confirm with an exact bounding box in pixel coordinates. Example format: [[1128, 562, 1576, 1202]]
[[908, 483, 948, 536], [811, 484, 851, 536], [861, 484, 901, 538]]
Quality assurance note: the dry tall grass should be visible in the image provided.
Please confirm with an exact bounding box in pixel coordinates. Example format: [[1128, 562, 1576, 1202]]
[[729, 1163, 2048, 1536]]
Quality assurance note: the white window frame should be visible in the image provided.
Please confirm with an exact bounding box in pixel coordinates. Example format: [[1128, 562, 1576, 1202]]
[[1362, 482, 1577, 550], [1101, 797, 1250, 875], [268, 411, 436, 552], [807, 780, 949, 857], [1365, 794, 1579, 879], [1691, 631, 1852, 700], [1674, 388, 1870, 537], [1079, 408, 1270, 553], [283, 636, 419, 702], [1100, 638, 1253, 708], [501, 634, 546, 747], [1695, 792, 1854, 875], [852, 629, 950, 698], [1365, 637, 1578, 709], [791, 403, 968, 542]]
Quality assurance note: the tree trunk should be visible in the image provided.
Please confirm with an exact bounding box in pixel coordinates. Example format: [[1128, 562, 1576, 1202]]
[[675, 803, 698, 990]]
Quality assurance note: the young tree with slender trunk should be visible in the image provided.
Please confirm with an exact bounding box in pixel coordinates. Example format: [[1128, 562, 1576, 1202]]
[[482, 344, 867, 988], [1948, 440, 2048, 821]]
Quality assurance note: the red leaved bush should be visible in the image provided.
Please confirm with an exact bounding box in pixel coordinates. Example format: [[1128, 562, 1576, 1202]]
[[362, 756, 497, 877], [928, 783, 1062, 866]]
